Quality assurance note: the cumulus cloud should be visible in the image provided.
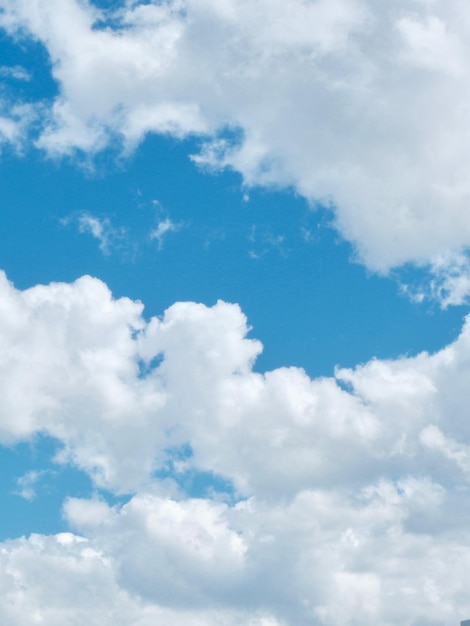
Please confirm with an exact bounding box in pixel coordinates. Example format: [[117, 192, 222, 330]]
[[0, 271, 469, 623], [2, 0, 470, 285], [0, 532, 281, 626]]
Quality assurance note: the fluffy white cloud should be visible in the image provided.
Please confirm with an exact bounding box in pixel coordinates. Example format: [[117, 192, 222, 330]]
[[0, 272, 470, 623], [2, 268, 470, 499], [2, 0, 470, 281], [62, 486, 470, 625], [0, 532, 281, 625]]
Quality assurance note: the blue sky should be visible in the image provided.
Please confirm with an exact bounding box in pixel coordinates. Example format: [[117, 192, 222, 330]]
[[0, 1, 470, 625]]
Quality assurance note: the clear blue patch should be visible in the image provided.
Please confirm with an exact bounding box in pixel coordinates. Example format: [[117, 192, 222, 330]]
[[0, 435, 93, 540], [334, 378, 355, 395], [155, 444, 236, 501], [137, 353, 164, 379]]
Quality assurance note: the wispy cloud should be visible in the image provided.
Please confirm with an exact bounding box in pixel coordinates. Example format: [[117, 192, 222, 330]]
[[150, 216, 181, 250], [247, 225, 286, 259], [75, 213, 127, 255], [0, 65, 31, 81], [14, 470, 51, 501], [399, 250, 470, 308]]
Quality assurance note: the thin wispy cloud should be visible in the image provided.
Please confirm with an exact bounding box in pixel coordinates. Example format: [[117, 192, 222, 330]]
[[150, 216, 181, 249], [0, 65, 31, 81], [14, 470, 52, 501], [76, 213, 126, 255]]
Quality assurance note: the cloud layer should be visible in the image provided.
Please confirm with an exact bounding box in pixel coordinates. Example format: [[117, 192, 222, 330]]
[[1, 0, 470, 283], [0, 271, 469, 624]]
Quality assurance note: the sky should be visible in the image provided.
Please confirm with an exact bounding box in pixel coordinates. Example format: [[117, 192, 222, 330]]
[[0, 0, 470, 624]]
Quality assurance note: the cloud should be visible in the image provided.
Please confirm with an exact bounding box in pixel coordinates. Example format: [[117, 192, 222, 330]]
[[2, 0, 470, 283], [0, 531, 282, 626], [0, 102, 37, 149], [0, 271, 469, 622], [76, 212, 127, 255], [247, 225, 286, 259], [150, 216, 181, 249], [0, 65, 31, 81], [400, 251, 470, 307], [14, 469, 51, 500]]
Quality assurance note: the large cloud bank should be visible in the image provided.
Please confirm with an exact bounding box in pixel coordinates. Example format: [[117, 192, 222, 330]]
[[1, 0, 470, 282], [0, 271, 470, 624]]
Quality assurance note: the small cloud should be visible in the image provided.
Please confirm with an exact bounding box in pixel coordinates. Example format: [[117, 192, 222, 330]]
[[399, 250, 470, 308], [150, 217, 181, 250], [0, 65, 31, 81], [14, 470, 50, 501], [300, 227, 314, 243], [247, 225, 286, 259], [75, 213, 126, 255], [0, 102, 39, 151]]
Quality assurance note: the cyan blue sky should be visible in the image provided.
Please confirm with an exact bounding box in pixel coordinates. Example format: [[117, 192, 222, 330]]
[[0, 1, 470, 625], [1, 136, 464, 376]]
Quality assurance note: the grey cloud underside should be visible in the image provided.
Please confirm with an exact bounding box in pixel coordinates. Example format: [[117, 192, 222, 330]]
[[0, 271, 469, 624], [1, 0, 470, 287]]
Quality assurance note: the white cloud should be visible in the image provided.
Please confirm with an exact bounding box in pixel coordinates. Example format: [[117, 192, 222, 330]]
[[150, 216, 180, 249], [247, 225, 286, 259], [0, 65, 31, 81], [419, 251, 470, 307], [76, 212, 126, 255], [14, 470, 51, 501], [0, 271, 470, 622], [0, 531, 282, 626], [0, 103, 37, 149], [3, 0, 470, 282]]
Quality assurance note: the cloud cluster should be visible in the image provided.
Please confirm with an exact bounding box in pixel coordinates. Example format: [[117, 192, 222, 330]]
[[2, 0, 470, 285], [0, 271, 469, 624], [0, 532, 280, 626]]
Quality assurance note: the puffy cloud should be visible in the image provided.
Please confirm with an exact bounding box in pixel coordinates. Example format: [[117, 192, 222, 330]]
[[0, 270, 162, 491], [3, 484, 469, 625], [1, 268, 470, 500], [3, 0, 470, 280], [64, 485, 470, 625], [0, 271, 470, 622], [0, 532, 281, 625], [64, 495, 247, 607]]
